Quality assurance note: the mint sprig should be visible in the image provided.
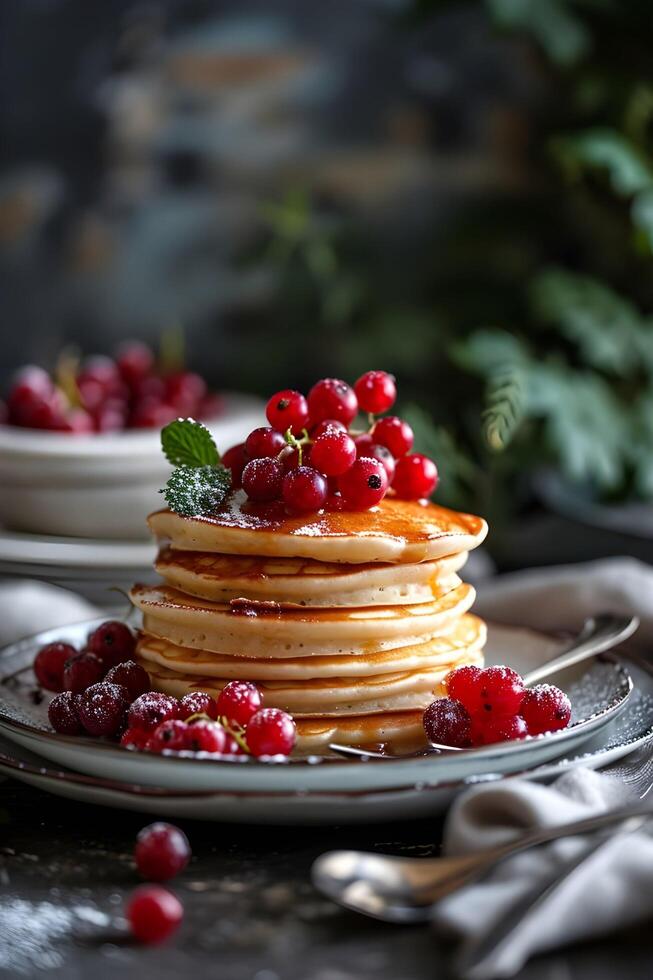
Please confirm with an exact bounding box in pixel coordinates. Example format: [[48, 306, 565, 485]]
[[160, 419, 231, 517], [161, 418, 220, 467], [161, 464, 231, 517]]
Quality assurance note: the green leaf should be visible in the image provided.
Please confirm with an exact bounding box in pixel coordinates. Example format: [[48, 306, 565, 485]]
[[551, 129, 653, 196], [450, 328, 528, 376], [487, 0, 591, 67], [161, 419, 219, 468], [402, 403, 480, 509], [161, 465, 231, 517], [482, 365, 525, 452]]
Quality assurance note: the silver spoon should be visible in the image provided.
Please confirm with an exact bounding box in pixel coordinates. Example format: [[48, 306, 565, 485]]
[[329, 613, 639, 760], [311, 798, 653, 924]]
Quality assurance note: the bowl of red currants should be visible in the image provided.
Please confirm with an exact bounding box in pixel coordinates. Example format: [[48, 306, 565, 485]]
[[0, 342, 262, 539]]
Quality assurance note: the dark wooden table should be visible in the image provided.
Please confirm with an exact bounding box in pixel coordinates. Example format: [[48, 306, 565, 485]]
[[1, 779, 651, 980]]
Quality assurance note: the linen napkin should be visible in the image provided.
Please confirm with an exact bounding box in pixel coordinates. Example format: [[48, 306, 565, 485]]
[[0, 580, 100, 647]]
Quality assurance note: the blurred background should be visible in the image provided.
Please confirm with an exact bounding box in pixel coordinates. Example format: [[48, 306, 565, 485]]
[[2, 0, 653, 568]]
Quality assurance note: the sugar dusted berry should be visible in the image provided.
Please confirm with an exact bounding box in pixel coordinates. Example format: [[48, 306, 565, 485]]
[[477, 666, 525, 717], [310, 429, 357, 477], [217, 680, 263, 728], [423, 697, 471, 748], [78, 681, 129, 737], [241, 457, 284, 502], [354, 370, 396, 415], [446, 665, 483, 714], [246, 708, 296, 757], [87, 621, 136, 669], [521, 684, 572, 735], [180, 691, 217, 720], [222, 443, 247, 489], [307, 378, 358, 427], [244, 426, 286, 460], [34, 642, 78, 692], [393, 453, 438, 500], [311, 419, 346, 438], [183, 719, 226, 753], [48, 692, 83, 735], [135, 823, 191, 882], [282, 465, 328, 512], [372, 416, 414, 458], [126, 885, 183, 944], [338, 457, 389, 509], [121, 727, 151, 750], [364, 442, 395, 482], [128, 692, 182, 732], [147, 719, 191, 753], [266, 389, 309, 436], [473, 713, 528, 746], [105, 661, 150, 701], [64, 651, 106, 694]]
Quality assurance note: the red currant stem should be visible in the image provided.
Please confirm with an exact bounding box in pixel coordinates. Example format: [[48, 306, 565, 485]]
[[218, 715, 251, 754], [367, 412, 375, 429], [283, 427, 313, 466], [184, 711, 213, 725]]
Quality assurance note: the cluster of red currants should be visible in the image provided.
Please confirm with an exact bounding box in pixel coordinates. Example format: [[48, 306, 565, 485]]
[[222, 371, 438, 512], [38, 627, 296, 758], [423, 665, 572, 749], [2, 342, 222, 433]]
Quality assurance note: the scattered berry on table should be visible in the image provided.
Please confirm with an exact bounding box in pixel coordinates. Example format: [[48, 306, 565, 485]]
[[282, 465, 328, 512], [128, 692, 182, 732], [34, 642, 78, 692], [63, 651, 106, 694], [246, 707, 296, 757], [180, 691, 217, 720], [126, 885, 183, 944], [217, 681, 263, 728], [372, 416, 414, 458], [392, 453, 438, 500], [477, 666, 525, 717], [48, 692, 83, 735], [354, 370, 396, 415], [77, 681, 129, 737], [423, 697, 472, 748], [135, 822, 191, 882], [520, 684, 572, 735], [105, 661, 150, 701], [265, 389, 309, 435], [241, 457, 284, 502], [307, 378, 358, 426], [87, 621, 136, 669], [338, 457, 389, 509]]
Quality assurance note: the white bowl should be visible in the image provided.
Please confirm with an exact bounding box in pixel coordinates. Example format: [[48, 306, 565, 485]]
[[0, 393, 264, 539]]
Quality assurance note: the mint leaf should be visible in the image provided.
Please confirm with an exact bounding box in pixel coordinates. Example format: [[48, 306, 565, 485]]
[[161, 419, 219, 468], [161, 464, 231, 517]]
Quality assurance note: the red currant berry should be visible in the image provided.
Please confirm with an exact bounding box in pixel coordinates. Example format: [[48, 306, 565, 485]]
[[281, 444, 312, 472], [78, 682, 129, 737], [164, 372, 207, 416], [473, 714, 528, 746], [105, 661, 150, 701], [121, 727, 151, 750], [180, 691, 217, 720], [63, 651, 106, 694], [244, 426, 286, 460], [393, 453, 438, 499], [362, 442, 395, 482], [77, 356, 122, 398], [246, 708, 296, 757], [222, 443, 247, 488], [282, 465, 328, 512], [445, 665, 483, 714], [477, 666, 525, 717], [183, 719, 226, 753], [6, 366, 54, 424], [520, 684, 572, 735], [128, 692, 182, 732], [354, 370, 396, 414], [373, 416, 414, 457], [223, 734, 246, 755], [198, 392, 224, 420], [338, 457, 389, 509], [87, 621, 136, 669], [126, 885, 183, 944], [33, 642, 78, 692], [93, 399, 128, 432], [135, 822, 191, 882], [311, 419, 346, 438], [56, 408, 95, 434], [423, 697, 472, 748], [48, 692, 83, 735], [307, 378, 358, 426], [130, 400, 178, 429], [115, 341, 155, 388], [216, 681, 263, 728], [241, 457, 284, 501], [265, 389, 309, 435], [147, 719, 191, 753], [310, 429, 357, 477]]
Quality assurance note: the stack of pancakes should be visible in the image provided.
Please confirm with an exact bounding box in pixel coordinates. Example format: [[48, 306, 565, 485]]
[[131, 492, 488, 754]]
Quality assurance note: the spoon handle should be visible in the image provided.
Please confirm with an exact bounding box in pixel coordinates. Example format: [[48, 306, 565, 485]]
[[522, 614, 638, 686]]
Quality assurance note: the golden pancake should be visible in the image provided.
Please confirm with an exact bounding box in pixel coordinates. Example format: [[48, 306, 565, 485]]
[[154, 547, 467, 607], [137, 650, 483, 716], [148, 492, 487, 564], [136, 614, 486, 679], [294, 712, 428, 755], [130, 581, 476, 658]]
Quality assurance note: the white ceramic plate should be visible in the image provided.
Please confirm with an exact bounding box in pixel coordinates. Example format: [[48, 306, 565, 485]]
[[0, 620, 640, 809]]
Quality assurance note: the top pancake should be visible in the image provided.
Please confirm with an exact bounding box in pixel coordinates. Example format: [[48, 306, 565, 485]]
[[148, 491, 487, 564]]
